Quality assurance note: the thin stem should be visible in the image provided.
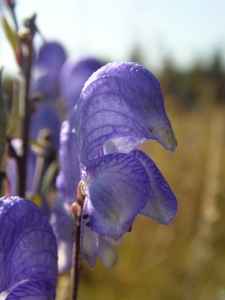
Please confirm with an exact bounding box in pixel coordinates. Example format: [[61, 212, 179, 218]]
[[71, 213, 81, 300], [18, 37, 33, 197], [70, 182, 85, 300]]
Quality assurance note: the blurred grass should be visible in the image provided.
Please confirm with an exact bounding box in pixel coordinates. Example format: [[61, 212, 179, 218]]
[[57, 100, 225, 300]]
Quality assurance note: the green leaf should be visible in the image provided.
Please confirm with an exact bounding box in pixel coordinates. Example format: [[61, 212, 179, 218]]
[[2, 16, 21, 66]]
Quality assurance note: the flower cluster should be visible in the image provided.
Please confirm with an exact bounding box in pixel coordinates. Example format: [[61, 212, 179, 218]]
[[1, 12, 178, 294], [0, 2, 178, 297]]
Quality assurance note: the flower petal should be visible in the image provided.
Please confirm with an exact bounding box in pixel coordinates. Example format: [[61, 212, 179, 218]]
[[73, 62, 177, 165], [80, 200, 99, 269], [98, 237, 118, 269], [86, 152, 150, 239], [56, 119, 80, 205], [131, 150, 178, 224], [0, 197, 57, 296]]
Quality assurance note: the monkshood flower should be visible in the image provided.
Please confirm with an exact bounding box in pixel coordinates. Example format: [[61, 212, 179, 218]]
[[58, 62, 178, 268], [59, 56, 103, 110], [0, 197, 57, 299], [31, 41, 66, 102]]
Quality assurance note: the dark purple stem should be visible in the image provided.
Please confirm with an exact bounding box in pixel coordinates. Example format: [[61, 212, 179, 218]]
[[18, 37, 33, 197], [71, 215, 81, 300], [70, 183, 85, 300]]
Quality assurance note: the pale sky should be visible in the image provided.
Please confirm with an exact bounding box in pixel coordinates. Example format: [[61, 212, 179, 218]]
[[0, 0, 224, 73]]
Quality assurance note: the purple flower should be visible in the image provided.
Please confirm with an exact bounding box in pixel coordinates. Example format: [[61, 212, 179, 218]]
[[58, 62, 178, 268], [59, 56, 103, 110], [31, 41, 67, 102], [0, 197, 58, 299]]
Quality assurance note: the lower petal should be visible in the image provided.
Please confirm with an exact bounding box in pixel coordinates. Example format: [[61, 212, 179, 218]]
[[86, 152, 150, 239], [131, 150, 178, 225]]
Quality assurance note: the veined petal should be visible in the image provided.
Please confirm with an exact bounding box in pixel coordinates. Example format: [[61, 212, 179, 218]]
[[86, 152, 150, 239], [0, 197, 57, 296], [73, 62, 177, 165], [5, 279, 54, 300], [80, 200, 99, 269], [98, 237, 118, 269], [131, 150, 178, 225]]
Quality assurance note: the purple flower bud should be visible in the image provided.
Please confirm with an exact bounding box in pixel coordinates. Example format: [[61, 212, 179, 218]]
[[59, 56, 103, 110], [31, 41, 66, 101]]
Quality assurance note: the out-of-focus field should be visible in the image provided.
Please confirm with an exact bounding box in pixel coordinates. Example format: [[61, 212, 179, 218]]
[[57, 98, 225, 300]]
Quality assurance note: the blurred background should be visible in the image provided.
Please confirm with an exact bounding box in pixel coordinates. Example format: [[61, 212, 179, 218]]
[[1, 0, 225, 299]]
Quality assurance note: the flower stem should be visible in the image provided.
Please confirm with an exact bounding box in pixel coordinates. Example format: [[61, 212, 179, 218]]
[[70, 182, 85, 300], [17, 27, 34, 197]]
